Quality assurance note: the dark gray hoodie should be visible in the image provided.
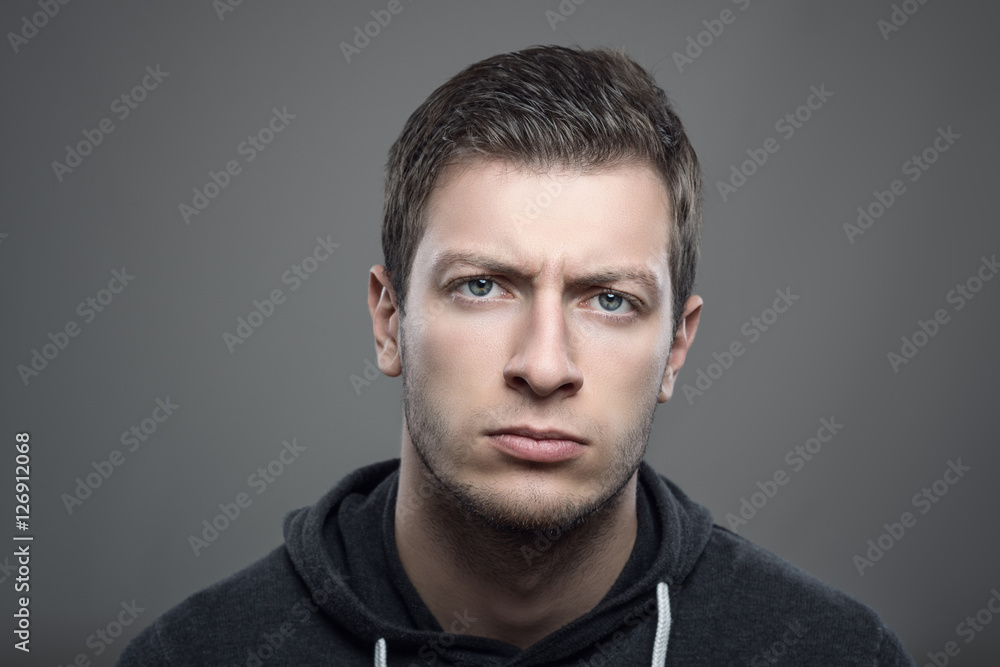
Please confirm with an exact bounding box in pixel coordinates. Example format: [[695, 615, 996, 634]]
[[117, 458, 915, 666]]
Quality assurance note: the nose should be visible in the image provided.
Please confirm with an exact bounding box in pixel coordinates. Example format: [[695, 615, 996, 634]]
[[503, 291, 584, 398]]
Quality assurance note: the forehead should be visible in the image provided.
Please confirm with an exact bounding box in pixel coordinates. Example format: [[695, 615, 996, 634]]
[[416, 159, 672, 289]]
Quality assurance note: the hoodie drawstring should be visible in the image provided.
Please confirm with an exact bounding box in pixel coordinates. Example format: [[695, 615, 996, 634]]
[[650, 580, 672, 666], [373, 581, 671, 667]]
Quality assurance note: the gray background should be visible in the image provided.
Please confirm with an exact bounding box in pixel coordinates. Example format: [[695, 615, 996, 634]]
[[1, 0, 998, 664]]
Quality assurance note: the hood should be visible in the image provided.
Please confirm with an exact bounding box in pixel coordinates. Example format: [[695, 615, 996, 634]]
[[283, 458, 715, 666]]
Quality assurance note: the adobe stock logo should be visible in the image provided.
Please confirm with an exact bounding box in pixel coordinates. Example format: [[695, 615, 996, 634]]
[[682, 287, 800, 405], [51, 65, 170, 183], [749, 620, 808, 667], [61, 396, 180, 514], [178, 106, 295, 225], [886, 253, 997, 373], [340, 0, 414, 64], [17, 267, 135, 386], [7, 0, 73, 55], [725, 416, 844, 533], [212, 0, 246, 22], [350, 358, 381, 396], [853, 459, 970, 576], [222, 236, 339, 354], [844, 126, 960, 244], [923, 587, 1000, 667], [545, 0, 588, 32], [521, 526, 566, 565], [56, 599, 145, 664], [412, 610, 478, 666], [877, 0, 932, 41], [671, 0, 753, 73], [716, 84, 834, 202], [188, 438, 306, 556]]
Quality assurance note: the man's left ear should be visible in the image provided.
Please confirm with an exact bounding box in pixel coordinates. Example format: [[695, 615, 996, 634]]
[[658, 294, 703, 403]]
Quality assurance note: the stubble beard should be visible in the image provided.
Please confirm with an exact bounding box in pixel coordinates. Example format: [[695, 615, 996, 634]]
[[399, 326, 659, 540]]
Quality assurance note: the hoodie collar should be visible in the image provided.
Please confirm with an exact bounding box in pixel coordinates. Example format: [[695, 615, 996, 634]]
[[283, 458, 714, 665]]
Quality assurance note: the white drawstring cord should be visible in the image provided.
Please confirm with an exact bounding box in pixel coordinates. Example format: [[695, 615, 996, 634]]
[[650, 581, 672, 666], [374, 581, 671, 666]]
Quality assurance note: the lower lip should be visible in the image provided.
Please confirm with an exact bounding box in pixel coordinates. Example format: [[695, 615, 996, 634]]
[[488, 433, 586, 463]]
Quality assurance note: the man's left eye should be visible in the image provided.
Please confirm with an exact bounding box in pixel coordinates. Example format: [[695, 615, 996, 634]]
[[591, 292, 633, 313], [463, 278, 496, 297]]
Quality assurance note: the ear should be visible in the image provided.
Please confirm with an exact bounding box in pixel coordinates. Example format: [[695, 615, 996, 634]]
[[658, 294, 703, 403], [368, 265, 402, 377]]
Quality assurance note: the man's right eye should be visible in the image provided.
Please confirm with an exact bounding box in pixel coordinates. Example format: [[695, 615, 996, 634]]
[[464, 278, 495, 297], [452, 277, 503, 299]]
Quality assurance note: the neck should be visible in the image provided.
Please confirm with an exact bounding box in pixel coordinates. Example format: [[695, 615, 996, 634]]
[[394, 440, 638, 649]]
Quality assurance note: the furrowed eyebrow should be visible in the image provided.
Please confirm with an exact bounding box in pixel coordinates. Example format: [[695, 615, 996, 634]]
[[429, 250, 664, 306]]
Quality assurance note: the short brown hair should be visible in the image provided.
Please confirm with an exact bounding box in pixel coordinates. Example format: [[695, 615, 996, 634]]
[[381, 44, 702, 337]]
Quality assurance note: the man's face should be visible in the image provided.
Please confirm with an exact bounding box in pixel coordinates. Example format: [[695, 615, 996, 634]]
[[391, 159, 683, 534]]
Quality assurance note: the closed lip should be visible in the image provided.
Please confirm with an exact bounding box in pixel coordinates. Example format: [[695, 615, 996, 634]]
[[487, 425, 588, 445]]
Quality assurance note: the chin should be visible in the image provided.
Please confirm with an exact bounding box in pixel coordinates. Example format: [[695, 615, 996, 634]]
[[447, 469, 619, 535]]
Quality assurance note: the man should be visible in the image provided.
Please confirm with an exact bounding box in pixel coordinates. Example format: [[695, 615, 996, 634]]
[[118, 45, 915, 666]]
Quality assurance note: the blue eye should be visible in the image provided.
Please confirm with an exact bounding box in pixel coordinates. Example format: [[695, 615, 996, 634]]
[[597, 292, 622, 311], [464, 278, 495, 297], [450, 277, 639, 322], [592, 291, 634, 313]]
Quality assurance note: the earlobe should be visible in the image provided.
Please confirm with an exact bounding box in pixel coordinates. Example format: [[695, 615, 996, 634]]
[[368, 265, 402, 377], [657, 366, 674, 403], [657, 295, 703, 403]]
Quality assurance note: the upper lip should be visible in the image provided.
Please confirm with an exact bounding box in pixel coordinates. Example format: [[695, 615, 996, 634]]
[[489, 425, 588, 445]]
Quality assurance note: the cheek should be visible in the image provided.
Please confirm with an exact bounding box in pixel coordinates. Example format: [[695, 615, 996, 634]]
[[413, 312, 507, 394], [574, 320, 666, 389], [584, 353, 662, 428]]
